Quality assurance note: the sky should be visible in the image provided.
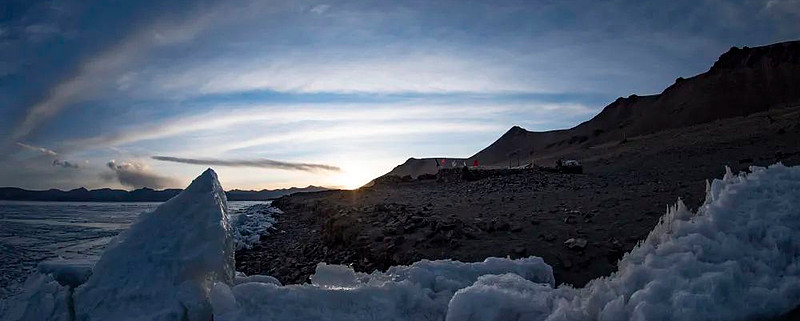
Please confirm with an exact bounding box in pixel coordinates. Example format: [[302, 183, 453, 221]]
[[1, 0, 799, 191]]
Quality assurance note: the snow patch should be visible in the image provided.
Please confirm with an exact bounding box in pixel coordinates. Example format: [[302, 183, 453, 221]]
[[231, 204, 280, 250], [214, 257, 554, 321]]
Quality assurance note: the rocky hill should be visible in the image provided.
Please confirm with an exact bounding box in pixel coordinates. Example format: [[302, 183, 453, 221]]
[[470, 41, 800, 167], [384, 41, 800, 178]]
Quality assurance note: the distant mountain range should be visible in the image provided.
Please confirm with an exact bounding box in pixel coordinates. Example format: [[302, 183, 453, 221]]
[[0, 185, 330, 202], [385, 40, 800, 178]]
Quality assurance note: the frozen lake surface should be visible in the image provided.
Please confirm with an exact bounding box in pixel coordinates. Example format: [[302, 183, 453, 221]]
[[0, 200, 266, 296]]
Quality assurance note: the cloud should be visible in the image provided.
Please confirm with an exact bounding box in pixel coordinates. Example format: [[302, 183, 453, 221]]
[[764, 0, 800, 24], [106, 160, 179, 189], [52, 159, 80, 169], [309, 4, 330, 15], [219, 120, 505, 152], [16, 142, 81, 170], [24, 24, 62, 42], [151, 156, 341, 172], [63, 100, 592, 152], [155, 50, 547, 95], [16, 142, 58, 156], [61, 103, 464, 150], [8, 8, 216, 143], [765, 0, 800, 15], [144, 1, 749, 99]]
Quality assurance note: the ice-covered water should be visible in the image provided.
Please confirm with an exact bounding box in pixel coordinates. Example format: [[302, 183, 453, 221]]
[[0, 200, 267, 297]]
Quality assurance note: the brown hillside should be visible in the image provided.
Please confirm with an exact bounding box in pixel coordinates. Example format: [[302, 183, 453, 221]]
[[469, 41, 800, 167]]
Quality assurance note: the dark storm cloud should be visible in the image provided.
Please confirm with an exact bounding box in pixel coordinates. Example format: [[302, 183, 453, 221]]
[[151, 156, 341, 172], [52, 159, 80, 169], [106, 160, 179, 189]]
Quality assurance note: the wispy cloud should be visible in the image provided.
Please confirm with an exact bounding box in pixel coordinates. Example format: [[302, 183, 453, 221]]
[[154, 50, 552, 95], [24, 24, 62, 43], [151, 156, 341, 172], [62, 104, 467, 149], [220, 121, 505, 152], [105, 160, 179, 189], [765, 0, 800, 17], [16, 142, 58, 156], [309, 4, 330, 15], [17, 142, 83, 170], [764, 0, 800, 31], [8, 8, 216, 143], [64, 101, 592, 152]]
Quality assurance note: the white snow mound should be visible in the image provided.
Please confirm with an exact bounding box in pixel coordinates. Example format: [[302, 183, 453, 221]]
[[0, 273, 70, 321], [74, 168, 234, 321], [215, 257, 554, 321]]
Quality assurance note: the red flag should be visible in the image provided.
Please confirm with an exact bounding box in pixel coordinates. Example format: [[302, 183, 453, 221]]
[[473, 160, 479, 167]]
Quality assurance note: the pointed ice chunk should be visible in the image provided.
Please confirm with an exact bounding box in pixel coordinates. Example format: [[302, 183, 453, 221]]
[[75, 168, 234, 321]]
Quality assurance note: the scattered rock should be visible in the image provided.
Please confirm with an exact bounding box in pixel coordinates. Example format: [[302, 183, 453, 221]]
[[564, 238, 587, 249]]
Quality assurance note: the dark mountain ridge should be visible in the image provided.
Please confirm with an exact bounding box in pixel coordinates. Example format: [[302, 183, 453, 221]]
[[0, 185, 330, 202], [469, 41, 800, 166], [384, 40, 800, 178]]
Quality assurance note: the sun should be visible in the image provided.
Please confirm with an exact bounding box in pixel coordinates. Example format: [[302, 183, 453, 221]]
[[332, 170, 374, 190]]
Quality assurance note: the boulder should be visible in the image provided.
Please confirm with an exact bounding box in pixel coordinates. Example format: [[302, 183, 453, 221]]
[[564, 238, 588, 249]]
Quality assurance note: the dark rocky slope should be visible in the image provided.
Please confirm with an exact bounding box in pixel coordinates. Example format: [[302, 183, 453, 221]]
[[385, 41, 800, 179], [470, 41, 800, 167]]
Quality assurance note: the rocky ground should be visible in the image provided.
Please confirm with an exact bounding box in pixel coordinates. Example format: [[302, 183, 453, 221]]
[[236, 106, 800, 287]]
